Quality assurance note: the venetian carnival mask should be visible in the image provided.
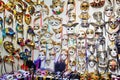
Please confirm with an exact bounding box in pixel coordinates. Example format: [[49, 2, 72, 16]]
[[104, 5, 114, 17], [77, 39, 86, 48], [62, 34, 68, 46], [80, 1, 89, 11], [39, 50, 46, 60], [93, 11, 102, 22], [61, 50, 68, 60], [68, 47, 75, 56], [54, 42, 61, 53], [77, 30, 86, 39], [108, 45, 118, 58], [108, 59, 118, 72], [25, 14, 31, 25], [86, 28, 95, 39], [116, 0, 120, 5], [108, 33, 117, 41], [69, 58, 76, 71], [68, 12, 76, 22], [53, 27, 62, 39], [16, 12, 23, 23]]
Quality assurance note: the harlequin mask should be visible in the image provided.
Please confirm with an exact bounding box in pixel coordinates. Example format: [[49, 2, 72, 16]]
[[86, 28, 95, 39], [17, 38, 25, 47], [93, 11, 102, 22], [104, 5, 114, 17], [79, 12, 90, 20], [80, 1, 89, 11], [108, 59, 117, 72], [77, 30, 86, 39], [25, 14, 31, 25], [0, 1, 5, 13], [3, 41, 15, 54], [90, 0, 105, 8], [16, 12, 23, 23], [108, 33, 117, 41], [39, 50, 46, 60]]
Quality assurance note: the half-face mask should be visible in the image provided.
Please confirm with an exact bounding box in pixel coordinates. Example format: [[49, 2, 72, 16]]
[[108, 45, 118, 58], [53, 27, 62, 39], [86, 28, 95, 39], [80, 1, 89, 11], [90, 0, 105, 8], [25, 14, 31, 25], [77, 30, 86, 39], [104, 5, 114, 17], [108, 59, 118, 72], [39, 50, 46, 61]]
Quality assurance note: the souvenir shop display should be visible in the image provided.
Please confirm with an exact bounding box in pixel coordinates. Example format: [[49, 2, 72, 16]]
[[0, 0, 120, 79]]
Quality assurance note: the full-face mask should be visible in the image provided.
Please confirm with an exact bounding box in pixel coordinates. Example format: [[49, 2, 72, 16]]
[[39, 50, 46, 61], [86, 28, 95, 39], [104, 5, 114, 17], [69, 58, 76, 72], [93, 11, 102, 22], [62, 34, 68, 46], [80, 1, 89, 11], [108, 59, 118, 72], [54, 42, 61, 53], [68, 47, 76, 56], [108, 33, 117, 41], [61, 50, 68, 61], [77, 39, 86, 48], [77, 30, 86, 39], [46, 39, 53, 50], [49, 52, 55, 60], [108, 45, 118, 58], [53, 27, 62, 39], [68, 12, 76, 22]]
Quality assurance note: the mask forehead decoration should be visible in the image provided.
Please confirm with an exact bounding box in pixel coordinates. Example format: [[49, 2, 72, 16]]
[[80, 1, 89, 11], [50, 0, 65, 15], [90, 0, 105, 8]]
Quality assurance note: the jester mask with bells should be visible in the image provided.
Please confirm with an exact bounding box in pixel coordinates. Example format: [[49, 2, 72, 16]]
[[90, 0, 105, 8], [104, 5, 114, 17], [63, 22, 78, 35], [108, 45, 118, 58], [108, 59, 118, 73], [39, 50, 46, 61], [80, 1, 89, 11], [50, 0, 65, 15], [53, 27, 62, 39], [44, 16, 62, 27]]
